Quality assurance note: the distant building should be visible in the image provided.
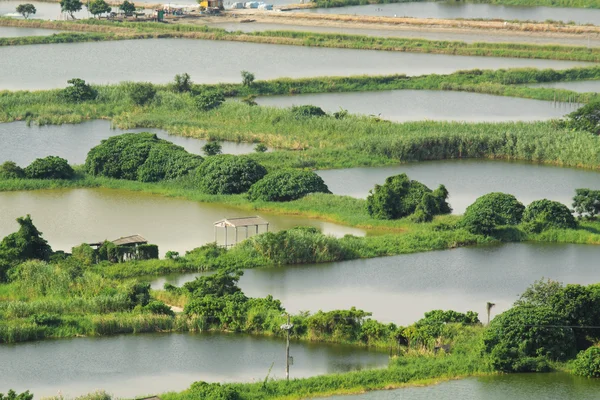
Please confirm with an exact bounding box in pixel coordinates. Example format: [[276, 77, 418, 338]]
[[200, 0, 224, 9]]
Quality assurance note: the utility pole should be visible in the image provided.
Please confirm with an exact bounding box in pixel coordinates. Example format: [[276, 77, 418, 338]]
[[280, 314, 293, 381]]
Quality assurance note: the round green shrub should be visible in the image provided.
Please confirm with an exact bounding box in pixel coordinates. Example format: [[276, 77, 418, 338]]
[[461, 192, 525, 235], [247, 169, 330, 202], [522, 199, 577, 233], [291, 105, 327, 118], [573, 347, 600, 378], [126, 82, 156, 106], [197, 155, 267, 195], [0, 161, 25, 179], [85, 133, 202, 182], [24, 156, 74, 180], [196, 91, 225, 111]]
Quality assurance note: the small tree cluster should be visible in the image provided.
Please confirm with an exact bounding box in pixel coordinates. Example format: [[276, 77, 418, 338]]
[[60, 0, 82, 19], [85, 133, 203, 182], [0, 161, 25, 179], [195, 155, 267, 195], [62, 78, 97, 103], [573, 188, 600, 220], [196, 91, 225, 111], [87, 0, 111, 18], [460, 192, 524, 235], [573, 347, 600, 378], [119, 0, 135, 15], [366, 174, 451, 221], [16, 4, 36, 19], [24, 156, 74, 180], [202, 141, 222, 156], [172, 73, 192, 93], [247, 169, 331, 202], [563, 100, 600, 135], [522, 199, 577, 233], [126, 82, 156, 106]]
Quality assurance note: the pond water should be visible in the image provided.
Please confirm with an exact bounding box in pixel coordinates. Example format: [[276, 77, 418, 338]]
[[207, 21, 600, 47], [0, 26, 60, 37], [316, 159, 600, 214], [0, 120, 259, 166], [0, 38, 590, 90], [329, 372, 600, 400], [151, 242, 600, 325], [528, 79, 600, 93], [0, 188, 365, 256], [0, 332, 389, 398], [255, 90, 578, 123], [301, 1, 600, 25]]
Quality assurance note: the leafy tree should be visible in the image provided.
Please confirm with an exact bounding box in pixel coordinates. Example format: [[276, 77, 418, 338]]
[[573, 347, 600, 378], [241, 70, 255, 87], [291, 105, 327, 118], [0, 215, 52, 281], [0, 161, 25, 179], [87, 0, 111, 17], [573, 188, 600, 220], [522, 199, 577, 233], [24, 156, 74, 180], [125, 282, 151, 307], [118, 0, 135, 15], [127, 82, 156, 106], [182, 269, 243, 298], [196, 155, 267, 195], [60, 0, 83, 19], [411, 192, 438, 223], [0, 390, 34, 400], [483, 305, 576, 372], [196, 91, 225, 111], [564, 100, 600, 135], [247, 169, 331, 202], [71, 243, 96, 266], [85, 133, 202, 182], [366, 174, 450, 220], [254, 143, 267, 153], [460, 192, 524, 235], [514, 278, 563, 308], [62, 78, 97, 103], [202, 141, 222, 156], [172, 73, 192, 93], [16, 4, 36, 19]]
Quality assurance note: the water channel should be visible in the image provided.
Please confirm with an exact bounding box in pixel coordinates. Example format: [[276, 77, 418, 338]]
[[0, 188, 365, 256], [0, 332, 389, 398], [300, 1, 600, 25], [151, 242, 600, 325], [0, 39, 591, 90], [316, 159, 600, 214], [528, 79, 600, 93], [330, 372, 600, 400], [255, 90, 578, 123], [0, 120, 259, 166]]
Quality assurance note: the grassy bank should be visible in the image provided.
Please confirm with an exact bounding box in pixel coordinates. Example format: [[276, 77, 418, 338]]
[[3, 17, 600, 63]]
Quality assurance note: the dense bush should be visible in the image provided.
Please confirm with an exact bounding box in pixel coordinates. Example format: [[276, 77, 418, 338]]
[[572, 188, 600, 220], [24, 156, 74, 180], [564, 100, 600, 135], [196, 155, 267, 195], [196, 91, 225, 111], [126, 82, 156, 106], [61, 78, 97, 103], [461, 192, 524, 235], [85, 133, 202, 182], [0, 161, 25, 179], [573, 347, 600, 378], [71, 243, 95, 266], [188, 382, 240, 400], [522, 199, 577, 233], [291, 105, 327, 118], [366, 174, 450, 220], [172, 73, 192, 93], [202, 141, 222, 156], [137, 244, 159, 260], [0, 390, 33, 400], [144, 300, 175, 317], [247, 169, 330, 202]]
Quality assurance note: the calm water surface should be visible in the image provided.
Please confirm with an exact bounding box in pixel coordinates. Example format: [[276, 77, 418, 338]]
[[208, 21, 600, 47], [152, 243, 600, 325], [528, 80, 600, 93], [0, 120, 259, 166], [316, 159, 600, 214], [0, 188, 365, 255], [330, 373, 600, 400], [0, 332, 389, 397], [0, 26, 59, 37], [0, 39, 590, 90], [302, 1, 600, 25], [256, 90, 577, 122]]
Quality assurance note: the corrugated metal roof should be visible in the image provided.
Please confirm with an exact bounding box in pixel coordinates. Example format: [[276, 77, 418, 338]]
[[214, 216, 269, 228], [111, 235, 148, 246]]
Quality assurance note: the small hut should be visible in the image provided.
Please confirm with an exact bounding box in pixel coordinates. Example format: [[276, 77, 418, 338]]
[[214, 216, 269, 247]]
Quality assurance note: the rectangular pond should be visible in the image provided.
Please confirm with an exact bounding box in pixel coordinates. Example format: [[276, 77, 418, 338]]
[[0, 120, 260, 166], [0, 38, 591, 90], [0, 188, 365, 256], [0, 332, 389, 398], [299, 1, 600, 25], [151, 242, 600, 326], [315, 159, 600, 214], [255, 90, 580, 123]]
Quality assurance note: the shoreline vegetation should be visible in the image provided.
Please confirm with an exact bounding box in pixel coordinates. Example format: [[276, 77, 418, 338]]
[[2, 18, 600, 63], [309, 0, 600, 10]]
